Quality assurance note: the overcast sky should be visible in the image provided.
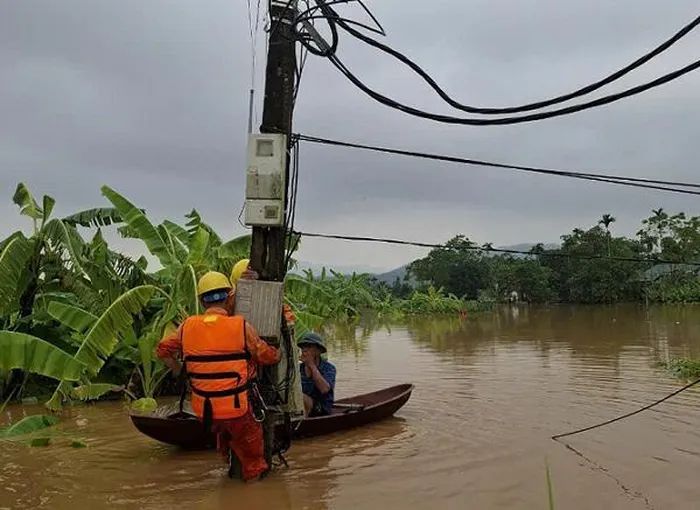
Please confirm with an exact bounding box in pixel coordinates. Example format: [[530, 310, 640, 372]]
[[2, 0, 699, 272]]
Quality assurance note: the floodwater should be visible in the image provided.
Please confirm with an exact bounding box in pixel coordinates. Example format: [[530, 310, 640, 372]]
[[2, 305, 700, 509]]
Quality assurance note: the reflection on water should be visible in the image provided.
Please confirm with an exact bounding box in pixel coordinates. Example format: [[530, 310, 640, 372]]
[[2, 305, 700, 509]]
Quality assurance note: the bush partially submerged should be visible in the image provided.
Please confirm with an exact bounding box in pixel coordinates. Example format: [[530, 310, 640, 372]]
[[659, 358, 700, 379]]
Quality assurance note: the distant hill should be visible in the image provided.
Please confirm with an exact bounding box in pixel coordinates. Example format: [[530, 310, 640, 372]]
[[374, 265, 409, 285]]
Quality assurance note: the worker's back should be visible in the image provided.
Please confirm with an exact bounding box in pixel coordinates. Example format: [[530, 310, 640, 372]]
[[182, 313, 251, 422]]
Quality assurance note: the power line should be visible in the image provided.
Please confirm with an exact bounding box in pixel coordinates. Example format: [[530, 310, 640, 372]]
[[304, 1, 700, 125], [291, 230, 700, 267], [552, 377, 700, 440], [334, 10, 700, 115], [327, 51, 700, 126], [296, 134, 700, 196]]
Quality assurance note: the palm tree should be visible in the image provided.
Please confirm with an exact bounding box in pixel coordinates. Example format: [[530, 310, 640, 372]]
[[599, 214, 616, 256]]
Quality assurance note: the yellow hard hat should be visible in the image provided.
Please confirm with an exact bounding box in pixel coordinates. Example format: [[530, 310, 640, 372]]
[[230, 259, 250, 286], [197, 271, 232, 297]]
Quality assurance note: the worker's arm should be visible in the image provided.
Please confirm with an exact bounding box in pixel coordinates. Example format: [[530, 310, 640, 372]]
[[155, 325, 184, 377], [245, 322, 281, 366]]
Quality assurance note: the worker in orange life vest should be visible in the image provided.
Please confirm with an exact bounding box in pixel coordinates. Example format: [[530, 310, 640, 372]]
[[156, 271, 280, 481]]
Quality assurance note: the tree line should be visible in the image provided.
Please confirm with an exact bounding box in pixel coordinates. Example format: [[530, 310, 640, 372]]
[[398, 210, 700, 304]]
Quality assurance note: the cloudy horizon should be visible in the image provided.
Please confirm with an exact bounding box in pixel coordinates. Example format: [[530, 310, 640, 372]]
[[2, 0, 699, 272]]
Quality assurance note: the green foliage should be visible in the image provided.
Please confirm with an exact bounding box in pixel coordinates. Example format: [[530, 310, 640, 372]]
[[400, 287, 465, 315], [409, 236, 491, 299], [29, 437, 51, 447], [661, 359, 700, 379], [1, 415, 58, 438], [541, 226, 646, 303], [545, 459, 555, 510], [131, 397, 158, 413], [70, 383, 121, 401], [62, 207, 124, 228], [0, 332, 84, 381], [13, 183, 44, 223], [102, 186, 175, 269], [287, 271, 476, 333], [645, 271, 700, 303], [0, 234, 33, 317]]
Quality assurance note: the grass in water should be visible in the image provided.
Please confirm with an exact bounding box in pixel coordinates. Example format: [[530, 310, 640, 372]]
[[659, 358, 700, 380], [545, 458, 555, 510]]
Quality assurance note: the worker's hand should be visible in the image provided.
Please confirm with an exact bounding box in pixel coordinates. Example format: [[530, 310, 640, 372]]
[[163, 357, 183, 378], [241, 269, 259, 281]]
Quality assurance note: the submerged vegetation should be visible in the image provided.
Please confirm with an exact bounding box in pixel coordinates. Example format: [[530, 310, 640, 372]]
[[0, 184, 481, 407], [659, 359, 700, 380]]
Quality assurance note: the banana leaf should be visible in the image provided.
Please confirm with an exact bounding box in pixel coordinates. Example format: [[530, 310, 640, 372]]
[[41, 195, 56, 228], [161, 220, 190, 247], [0, 332, 84, 381], [62, 207, 124, 228], [102, 186, 174, 268], [72, 285, 159, 376], [0, 235, 33, 316], [43, 219, 86, 276], [2, 415, 58, 438], [12, 183, 43, 220], [47, 302, 98, 334], [71, 383, 121, 401], [186, 227, 210, 266]]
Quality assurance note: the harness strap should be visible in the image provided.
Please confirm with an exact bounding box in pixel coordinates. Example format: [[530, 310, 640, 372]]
[[184, 352, 250, 362], [188, 371, 242, 380], [190, 382, 251, 399]]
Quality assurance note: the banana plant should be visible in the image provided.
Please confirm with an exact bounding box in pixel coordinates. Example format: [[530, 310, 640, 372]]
[[3, 184, 89, 323], [44, 285, 160, 410]]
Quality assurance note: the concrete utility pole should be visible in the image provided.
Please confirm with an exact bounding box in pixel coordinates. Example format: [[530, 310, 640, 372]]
[[248, 0, 298, 469], [250, 0, 297, 281]]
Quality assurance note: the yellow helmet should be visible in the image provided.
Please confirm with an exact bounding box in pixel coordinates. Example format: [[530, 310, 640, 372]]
[[230, 259, 250, 286], [197, 271, 232, 297]]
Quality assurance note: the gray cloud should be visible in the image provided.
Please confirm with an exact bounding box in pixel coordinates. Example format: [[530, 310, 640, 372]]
[[2, 0, 699, 271]]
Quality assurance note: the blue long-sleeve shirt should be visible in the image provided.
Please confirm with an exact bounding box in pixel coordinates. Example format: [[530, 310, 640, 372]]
[[300, 359, 336, 414]]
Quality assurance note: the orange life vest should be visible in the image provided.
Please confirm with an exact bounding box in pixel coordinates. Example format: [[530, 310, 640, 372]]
[[181, 313, 252, 425]]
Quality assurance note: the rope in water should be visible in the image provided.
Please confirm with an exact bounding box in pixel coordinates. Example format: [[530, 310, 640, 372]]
[[552, 377, 700, 440]]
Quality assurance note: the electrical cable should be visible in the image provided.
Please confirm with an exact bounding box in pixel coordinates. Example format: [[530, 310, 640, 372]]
[[327, 50, 700, 126], [297, 134, 700, 196], [284, 138, 302, 271], [303, 0, 700, 125], [552, 376, 700, 440], [295, 0, 385, 36], [291, 230, 700, 267], [332, 7, 700, 114]]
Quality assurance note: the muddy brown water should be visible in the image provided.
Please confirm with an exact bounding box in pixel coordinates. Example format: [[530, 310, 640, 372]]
[[2, 304, 700, 509]]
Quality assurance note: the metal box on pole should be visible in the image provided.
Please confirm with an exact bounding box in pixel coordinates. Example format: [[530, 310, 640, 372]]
[[233, 279, 304, 421], [244, 134, 287, 227]]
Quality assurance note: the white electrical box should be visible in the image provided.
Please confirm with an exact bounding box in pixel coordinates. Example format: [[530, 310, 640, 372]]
[[234, 279, 304, 420], [244, 134, 287, 227], [234, 280, 284, 339]]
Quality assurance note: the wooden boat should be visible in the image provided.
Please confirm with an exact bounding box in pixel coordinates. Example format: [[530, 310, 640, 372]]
[[130, 384, 413, 449]]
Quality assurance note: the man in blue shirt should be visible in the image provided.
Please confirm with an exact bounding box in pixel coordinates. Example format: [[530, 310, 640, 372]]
[[298, 332, 336, 417]]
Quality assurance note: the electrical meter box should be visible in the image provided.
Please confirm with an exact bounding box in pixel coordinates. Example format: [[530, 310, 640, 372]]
[[234, 279, 284, 340], [244, 134, 287, 227], [233, 279, 304, 421]]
